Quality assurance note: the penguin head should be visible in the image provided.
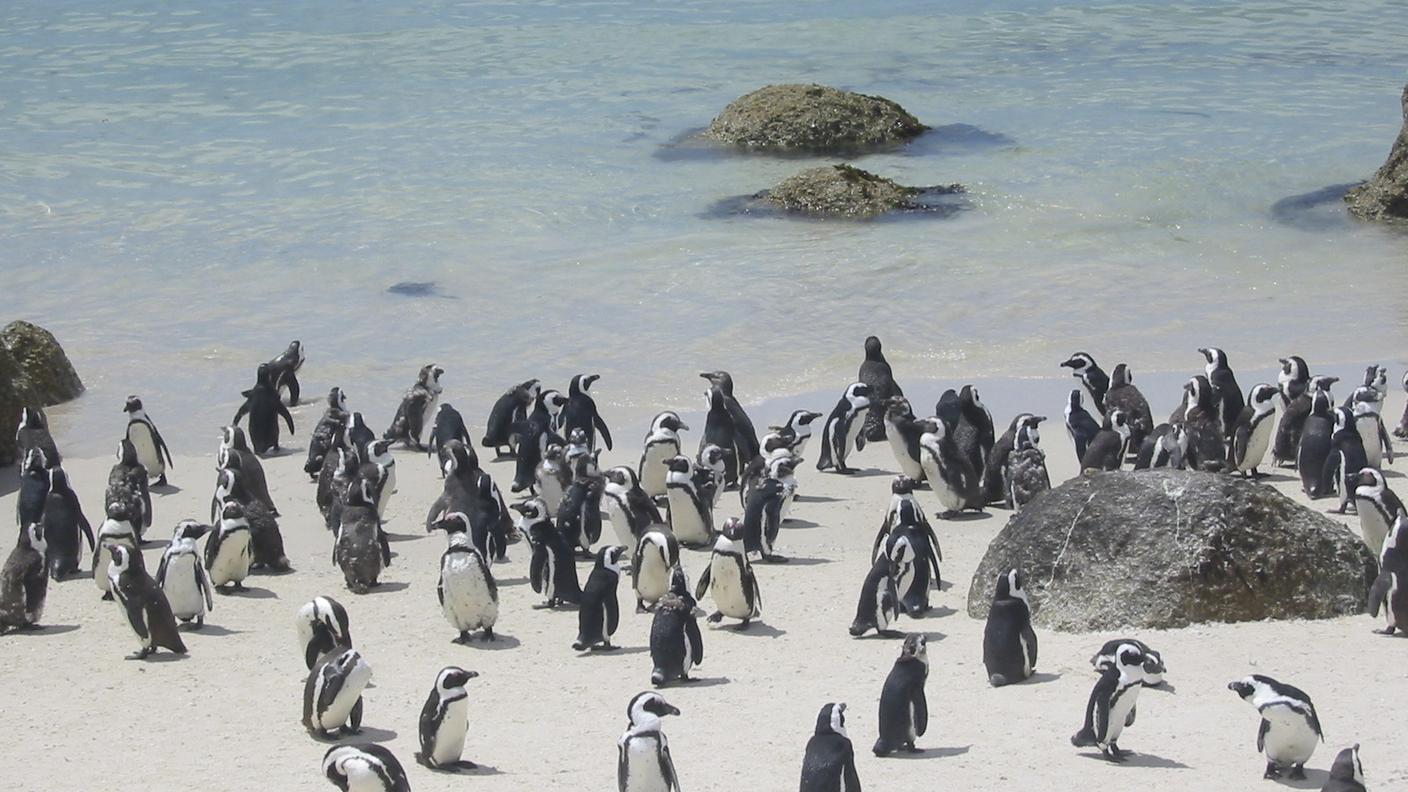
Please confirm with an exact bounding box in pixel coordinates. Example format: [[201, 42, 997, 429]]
[[571, 451, 600, 480], [1185, 376, 1216, 412], [567, 427, 588, 447], [1198, 347, 1228, 369], [107, 543, 133, 573], [1310, 375, 1339, 397], [545, 390, 568, 414], [517, 378, 541, 402], [1066, 389, 1085, 413], [604, 465, 639, 490], [47, 464, 71, 492], [884, 397, 913, 421], [1366, 365, 1387, 390], [1279, 355, 1308, 382], [1110, 643, 1148, 678], [435, 666, 479, 694], [890, 475, 918, 495], [1227, 676, 1261, 702], [863, 335, 884, 360], [347, 478, 377, 508], [331, 648, 371, 681], [1102, 409, 1129, 436], [418, 363, 444, 388], [796, 410, 823, 427], [1328, 744, 1364, 785], [845, 381, 872, 407], [370, 439, 394, 463], [1310, 388, 1334, 417], [1111, 363, 1132, 388], [994, 569, 1029, 608], [173, 519, 210, 542], [627, 691, 680, 727], [328, 387, 348, 413], [1015, 424, 1040, 451], [668, 566, 691, 598], [443, 440, 475, 476], [509, 497, 546, 521], [1355, 467, 1384, 492], [720, 517, 744, 541], [698, 445, 724, 469], [1334, 406, 1354, 432], [433, 512, 472, 535], [254, 362, 273, 385], [1249, 383, 1278, 411], [597, 545, 627, 573], [1060, 352, 1096, 374], [900, 633, 928, 667], [959, 384, 982, 410], [220, 500, 248, 525], [814, 702, 848, 738], [698, 370, 734, 396], [19, 406, 45, 430], [123, 395, 144, 415], [664, 455, 692, 475], [573, 373, 600, 394], [22, 447, 47, 475]]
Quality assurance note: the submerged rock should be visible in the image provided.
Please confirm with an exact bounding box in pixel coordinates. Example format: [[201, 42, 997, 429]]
[[0, 321, 83, 465], [704, 84, 927, 154], [1345, 83, 1408, 222], [967, 470, 1376, 632], [753, 165, 963, 219]]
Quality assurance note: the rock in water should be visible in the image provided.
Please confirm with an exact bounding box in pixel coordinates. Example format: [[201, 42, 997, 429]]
[[1345, 83, 1408, 221], [705, 84, 927, 153], [755, 165, 963, 219], [0, 321, 83, 465], [967, 470, 1376, 631]]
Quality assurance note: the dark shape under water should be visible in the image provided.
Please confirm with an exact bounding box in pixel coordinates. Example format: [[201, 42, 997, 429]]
[[704, 185, 970, 222], [387, 281, 440, 298], [656, 122, 1014, 163], [1269, 183, 1359, 231]]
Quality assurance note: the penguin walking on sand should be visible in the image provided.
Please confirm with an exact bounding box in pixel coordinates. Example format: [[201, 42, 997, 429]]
[[563, 373, 613, 451], [574, 545, 626, 652], [1229, 674, 1323, 780], [650, 569, 704, 687], [1079, 409, 1130, 472], [15, 406, 61, 466], [699, 370, 760, 488], [1105, 364, 1153, 455], [428, 403, 473, 470], [304, 647, 373, 738], [297, 595, 353, 670], [1064, 390, 1101, 464], [107, 439, 152, 538], [983, 569, 1037, 686], [663, 456, 713, 548], [1061, 352, 1109, 416], [219, 426, 278, 516], [437, 520, 499, 643], [107, 544, 187, 659], [859, 335, 902, 443], [417, 666, 480, 771], [513, 499, 582, 609], [1071, 641, 1148, 762], [1322, 407, 1369, 510], [632, 528, 680, 612], [266, 340, 304, 405], [323, 744, 410, 792], [881, 517, 942, 615], [1183, 375, 1228, 472], [232, 363, 295, 455], [16, 449, 49, 528], [873, 634, 929, 756], [695, 519, 763, 630], [639, 411, 687, 500], [156, 520, 214, 628], [1321, 745, 1367, 792], [205, 501, 253, 592], [0, 523, 48, 632], [42, 466, 93, 580], [799, 702, 862, 792], [816, 382, 871, 474], [849, 554, 901, 638], [618, 691, 682, 792], [1091, 638, 1167, 687], [952, 385, 995, 479], [384, 363, 444, 450], [336, 480, 391, 594], [1005, 421, 1051, 511], [1368, 516, 1408, 635], [605, 466, 661, 552], [92, 506, 138, 600], [985, 414, 1041, 504], [1353, 468, 1404, 559], [1299, 389, 1337, 496], [124, 396, 173, 486], [305, 387, 349, 479], [918, 420, 981, 518], [482, 378, 539, 459], [1229, 384, 1279, 478], [883, 398, 928, 481], [741, 474, 787, 563]]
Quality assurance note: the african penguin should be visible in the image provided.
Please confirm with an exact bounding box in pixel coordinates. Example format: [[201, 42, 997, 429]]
[[859, 335, 903, 443], [557, 450, 606, 557], [1353, 468, 1404, 558], [740, 473, 787, 562], [618, 691, 682, 792], [1091, 638, 1167, 687], [1183, 375, 1228, 472], [1061, 352, 1109, 416], [649, 568, 704, 687], [631, 528, 680, 612], [219, 425, 278, 516], [16, 448, 49, 527], [297, 595, 353, 670], [322, 744, 410, 791], [918, 419, 982, 517], [985, 413, 1041, 504], [983, 569, 1037, 686], [1322, 406, 1368, 510], [1298, 389, 1336, 496], [1071, 641, 1148, 762], [816, 382, 871, 475], [663, 455, 713, 548], [1229, 383, 1279, 478], [695, 519, 763, 630], [1133, 423, 1187, 470], [481, 378, 539, 458], [573, 545, 626, 651], [799, 702, 862, 792], [305, 387, 349, 479], [849, 554, 901, 638], [266, 340, 304, 405], [1064, 389, 1101, 465], [1005, 421, 1051, 511], [563, 373, 613, 450], [1079, 408, 1130, 472], [205, 500, 253, 592], [604, 465, 662, 552], [417, 666, 480, 771], [428, 402, 472, 470], [513, 499, 581, 608], [232, 363, 295, 455], [383, 363, 444, 449], [1199, 346, 1244, 437], [91, 505, 138, 600], [124, 395, 173, 486], [1105, 364, 1153, 454], [304, 646, 373, 738], [107, 439, 152, 537], [1321, 744, 1367, 792], [156, 520, 213, 628], [335, 479, 390, 594], [437, 522, 499, 643], [639, 410, 688, 500], [535, 444, 571, 513], [882, 516, 942, 615], [41, 465, 93, 580], [764, 409, 823, 455], [0, 523, 48, 632], [15, 406, 61, 466], [1368, 514, 1408, 635], [694, 444, 726, 507], [699, 370, 760, 487], [952, 385, 995, 481], [107, 544, 187, 659], [873, 634, 929, 756], [1229, 674, 1323, 780]]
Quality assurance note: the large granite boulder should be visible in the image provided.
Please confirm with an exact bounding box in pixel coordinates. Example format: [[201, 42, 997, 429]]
[[1346, 83, 1408, 221], [705, 84, 927, 154], [967, 470, 1376, 632], [755, 165, 963, 219], [0, 321, 82, 465]]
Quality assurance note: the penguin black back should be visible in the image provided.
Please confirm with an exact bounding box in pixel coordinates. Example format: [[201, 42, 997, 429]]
[[859, 335, 902, 443]]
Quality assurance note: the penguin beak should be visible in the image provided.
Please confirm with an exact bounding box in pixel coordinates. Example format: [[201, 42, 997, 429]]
[[678, 422, 690, 431], [665, 703, 681, 716], [1033, 416, 1047, 425]]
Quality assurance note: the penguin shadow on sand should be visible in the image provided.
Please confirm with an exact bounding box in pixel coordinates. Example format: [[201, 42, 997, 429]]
[[316, 726, 399, 745], [149, 481, 182, 495], [717, 622, 785, 639], [358, 581, 411, 595], [184, 623, 245, 637], [842, 468, 895, 479], [889, 744, 971, 761], [455, 633, 521, 651], [783, 518, 822, 529], [6, 623, 80, 636], [579, 645, 649, 657], [934, 511, 992, 523], [382, 531, 420, 544], [777, 555, 833, 566], [219, 584, 278, 600], [1021, 671, 1063, 685], [1266, 768, 1330, 790], [0, 464, 18, 497], [1077, 749, 1191, 771], [658, 675, 731, 689], [794, 494, 842, 504]]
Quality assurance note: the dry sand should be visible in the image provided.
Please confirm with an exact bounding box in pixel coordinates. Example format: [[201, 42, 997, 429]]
[[3, 387, 1407, 792]]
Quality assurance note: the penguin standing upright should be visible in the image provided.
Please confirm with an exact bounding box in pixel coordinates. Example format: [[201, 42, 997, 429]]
[[883, 399, 928, 481], [384, 363, 444, 450], [1199, 346, 1244, 436], [873, 634, 929, 756], [219, 426, 278, 516], [106, 544, 187, 659], [1353, 468, 1404, 558], [296, 595, 353, 670], [16, 448, 49, 528], [427, 403, 473, 469], [305, 388, 349, 479], [663, 456, 713, 548], [205, 501, 253, 592], [535, 444, 571, 513], [1134, 423, 1188, 470], [983, 569, 1037, 687], [1273, 356, 1314, 465], [881, 522, 941, 616], [695, 519, 763, 630], [918, 420, 981, 517], [156, 520, 213, 628], [124, 396, 173, 486], [699, 370, 759, 488], [436, 521, 499, 643], [639, 411, 687, 500], [512, 499, 581, 608], [604, 466, 661, 552], [984, 413, 1040, 503], [1298, 389, 1337, 496], [346, 411, 376, 459], [859, 335, 903, 443], [511, 388, 565, 493], [1368, 516, 1408, 635], [1061, 352, 1109, 416], [15, 406, 61, 466], [574, 545, 626, 651], [848, 554, 901, 638], [417, 666, 480, 771], [1079, 409, 1130, 472], [649, 568, 704, 687], [1105, 364, 1153, 455], [631, 528, 680, 612], [266, 340, 305, 405], [1005, 421, 1051, 511], [694, 445, 726, 508], [1321, 744, 1367, 792], [1064, 390, 1101, 464], [764, 409, 823, 455], [1398, 370, 1408, 440], [0, 523, 47, 632], [41, 466, 93, 580], [816, 382, 871, 474], [618, 691, 682, 792], [335, 480, 390, 594], [557, 451, 606, 557], [107, 439, 152, 537], [1070, 641, 1148, 762], [952, 385, 995, 480], [232, 363, 295, 455], [563, 374, 613, 451], [799, 703, 862, 792], [1228, 675, 1323, 780], [91, 506, 138, 600], [321, 744, 410, 792], [1183, 376, 1228, 472], [1322, 406, 1369, 510], [482, 378, 539, 459], [741, 475, 787, 563], [1229, 383, 1279, 478], [1350, 388, 1394, 469], [304, 647, 373, 737]]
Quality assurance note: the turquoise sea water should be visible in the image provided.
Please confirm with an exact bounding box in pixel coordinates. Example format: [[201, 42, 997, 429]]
[[1, 1, 1406, 454]]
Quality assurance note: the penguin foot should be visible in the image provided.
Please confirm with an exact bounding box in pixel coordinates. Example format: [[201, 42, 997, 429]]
[[232, 581, 246, 591], [481, 628, 495, 642], [902, 743, 921, 754], [733, 620, 752, 632], [533, 602, 556, 610], [156, 474, 169, 486], [1374, 626, 1397, 635], [938, 510, 962, 520], [1289, 765, 1306, 780], [707, 612, 724, 624], [455, 632, 472, 644], [126, 648, 154, 661], [636, 601, 647, 614], [454, 760, 478, 771], [593, 642, 618, 652], [101, 592, 113, 601], [1263, 762, 1281, 779], [192, 618, 204, 630], [572, 641, 587, 651]]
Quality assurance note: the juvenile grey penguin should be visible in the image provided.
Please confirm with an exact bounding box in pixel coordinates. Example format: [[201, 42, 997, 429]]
[[107, 544, 187, 659], [618, 691, 682, 792], [219, 425, 278, 516], [574, 545, 626, 651], [695, 519, 763, 630], [205, 500, 253, 592], [1064, 389, 1101, 464], [383, 363, 444, 450], [335, 479, 391, 594], [0, 523, 48, 632], [156, 520, 213, 627], [267, 340, 305, 405], [1229, 674, 1323, 780], [649, 568, 704, 687], [15, 406, 61, 466], [1104, 364, 1153, 454], [106, 439, 152, 537], [232, 363, 295, 454], [563, 373, 613, 450], [1321, 744, 1366, 792], [124, 396, 173, 486], [639, 411, 687, 500], [304, 646, 373, 738], [1273, 356, 1314, 465], [664, 455, 713, 548], [1133, 423, 1187, 470], [816, 382, 871, 474], [982, 569, 1037, 686], [699, 370, 760, 487], [1004, 421, 1051, 511], [859, 335, 903, 443], [41, 465, 93, 580], [952, 384, 995, 480], [1183, 375, 1228, 472], [873, 634, 929, 756], [482, 378, 539, 458], [437, 521, 499, 643], [417, 666, 480, 771], [535, 443, 571, 513], [694, 444, 726, 508], [984, 413, 1041, 504], [557, 450, 606, 556], [427, 402, 472, 468], [1354, 468, 1404, 559], [512, 499, 582, 608], [1071, 641, 1148, 762], [1229, 383, 1279, 478], [1200, 346, 1244, 437], [1061, 352, 1109, 416], [799, 702, 862, 792], [632, 527, 681, 612], [321, 744, 409, 791], [305, 387, 349, 478], [848, 554, 901, 638], [1369, 515, 1408, 635], [296, 595, 354, 670], [91, 505, 138, 600], [16, 448, 49, 528]]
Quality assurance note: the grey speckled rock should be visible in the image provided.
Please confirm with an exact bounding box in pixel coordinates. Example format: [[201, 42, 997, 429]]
[[758, 165, 963, 219], [1345, 83, 1408, 222], [967, 470, 1376, 632], [0, 321, 83, 466], [705, 84, 927, 154]]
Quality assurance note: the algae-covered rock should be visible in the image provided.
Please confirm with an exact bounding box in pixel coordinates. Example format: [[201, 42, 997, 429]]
[[705, 84, 927, 154], [0, 321, 83, 465], [1346, 83, 1408, 222], [757, 165, 962, 219]]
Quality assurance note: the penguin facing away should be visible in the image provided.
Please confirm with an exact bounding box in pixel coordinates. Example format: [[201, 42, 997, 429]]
[[1200, 346, 1244, 437], [383, 363, 444, 449], [618, 691, 682, 792], [1104, 364, 1153, 454], [322, 743, 410, 792], [16, 448, 49, 528], [1005, 421, 1051, 511], [985, 413, 1040, 504], [799, 702, 863, 792], [649, 567, 704, 687], [1228, 674, 1323, 780], [15, 406, 61, 466], [107, 439, 152, 535], [1298, 389, 1337, 496], [1064, 390, 1101, 465], [983, 569, 1037, 687], [859, 334, 903, 443], [267, 340, 304, 405], [482, 378, 539, 459], [305, 387, 349, 478], [0, 523, 48, 632], [417, 666, 480, 771], [42, 465, 94, 580], [232, 363, 295, 455], [873, 634, 929, 756]]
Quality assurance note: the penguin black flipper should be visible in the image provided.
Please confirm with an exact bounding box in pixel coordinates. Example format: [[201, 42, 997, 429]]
[[77, 509, 95, 553], [594, 412, 613, 451], [529, 548, 547, 594], [694, 566, 711, 600], [138, 475, 153, 530], [604, 586, 620, 637], [841, 745, 862, 791], [277, 400, 296, 435], [148, 595, 187, 653], [685, 614, 704, 666], [1368, 571, 1392, 617], [349, 696, 364, 734], [658, 741, 679, 791], [1073, 670, 1116, 748], [1256, 718, 1268, 753]]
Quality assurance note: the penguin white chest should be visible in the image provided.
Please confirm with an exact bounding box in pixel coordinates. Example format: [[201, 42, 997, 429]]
[[635, 548, 671, 604], [376, 466, 397, 518], [842, 409, 865, 460], [887, 431, 924, 480], [605, 494, 635, 550], [1357, 417, 1383, 467], [441, 556, 497, 631], [1260, 707, 1319, 765], [666, 489, 709, 545], [162, 554, 206, 619], [640, 441, 676, 497], [623, 734, 671, 792], [1104, 684, 1141, 745], [920, 454, 963, 512], [539, 473, 565, 513], [420, 397, 439, 440], [430, 696, 469, 766], [127, 424, 162, 477], [1357, 506, 1390, 558], [318, 667, 372, 731], [93, 539, 135, 593], [710, 559, 751, 618], [209, 533, 252, 586], [340, 760, 393, 792]]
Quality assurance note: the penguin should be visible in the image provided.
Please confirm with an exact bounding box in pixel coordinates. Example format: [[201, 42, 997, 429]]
[[815, 382, 871, 474], [618, 691, 682, 792], [564, 427, 592, 470], [305, 387, 349, 479], [1398, 370, 1408, 440], [918, 420, 981, 518], [1278, 355, 1311, 406], [984, 413, 1042, 504], [632, 528, 680, 612], [1064, 389, 1101, 464], [699, 370, 760, 487], [297, 595, 354, 670], [512, 499, 582, 608], [543, 388, 569, 434], [364, 438, 397, 521], [741, 474, 787, 562], [882, 520, 942, 615], [156, 520, 214, 628], [1133, 423, 1187, 470], [335, 479, 390, 594], [695, 519, 763, 630], [1091, 638, 1167, 687], [563, 373, 613, 450], [557, 451, 606, 556], [1229, 383, 1279, 478], [799, 702, 862, 792], [346, 411, 377, 460], [1321, 744, 1366, 792], [604, 465, 662, 552], [1322, 406, 1369, 510], [106, 544, 187, 659], [428, 403, 472, 470], [639, 411, 687, 500], [1070, 641, 1148, 762], [872, 475, 941, 570], [1298, 388, 1336, 496], [322, 744, 410, 792], [42, 465, 93, 580], [573, 545, 626, 651], [15, 406, 61, 466], [267, 339, 305, 405], [693, 444, 726, 508], [663, 455, 713, 548], [883, 398, 929, 481], [91, 505, 138, 600], [768, 451, 803, 522], [952, 385, 995, 480], [649, 569, 704, 687], [304, 646, 373, 738], [764, 409, 823, 456], [205, 501, 253, 592], [1353, 468, 1404, 558], [106, 439, 152, 537], [1368, 515, 1408, 635], [1350, 389, 1394, 469], [859, 334, 903, 443], [213, 473, 288, 574], [1104, 364, 1153, 454], [1005, 421, 1051, 512], [873, 634, 929, 756], [425, 441, 503, 557], [1061, 352, 1109, 416], [437, 522, 499, 643], [219, 425, 278, 516], [123, 396, 173, 486], [482, 378, 539, 458], [417, 666, 480, 771], [1273, 356, 1314, 466], [1183, 375, 1228, 473], [933, 388, 960, 432], [232, 363, 295, 455], [982, 569, 1037, 687], [1228, 674, 1323, 780], [0, 523, 47, 632], [383, 363, 443, 449], [16, 447, 49, 527], [1200, 346, 1244, 436], [1079, 409, 1130, 472], [849, 554, 901, 638], [535, 444, 571, 513], [511, 387, 566, 493]]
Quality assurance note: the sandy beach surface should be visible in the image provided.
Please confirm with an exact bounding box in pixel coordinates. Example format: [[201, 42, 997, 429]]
[[3, 385, 1407, 792]]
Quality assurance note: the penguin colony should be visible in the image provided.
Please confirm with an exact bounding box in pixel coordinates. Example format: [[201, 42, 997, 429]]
[[2, 339, 1403, 791]]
